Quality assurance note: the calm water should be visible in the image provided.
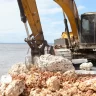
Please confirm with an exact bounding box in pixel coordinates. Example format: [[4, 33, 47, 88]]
[[0, 43, 29, 76]]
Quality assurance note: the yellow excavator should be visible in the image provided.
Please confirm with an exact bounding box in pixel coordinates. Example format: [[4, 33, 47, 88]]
[[17, 0, 96, 64], [54, 0, 96, 62]]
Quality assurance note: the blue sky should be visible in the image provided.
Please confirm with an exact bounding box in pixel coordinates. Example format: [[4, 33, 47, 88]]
[[0, 0, 96, 43]]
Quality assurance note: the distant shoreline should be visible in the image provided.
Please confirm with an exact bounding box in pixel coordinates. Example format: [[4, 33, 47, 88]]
[[0, 43, 26, 44], [0, 43, 53, 45]]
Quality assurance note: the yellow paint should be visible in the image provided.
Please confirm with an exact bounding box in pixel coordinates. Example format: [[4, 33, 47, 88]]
[[62, 32, 73, 38], [54, 0, 79, 38], [21, 0, 44, 45]]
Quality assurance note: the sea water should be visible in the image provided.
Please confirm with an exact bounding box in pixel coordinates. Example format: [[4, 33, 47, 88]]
[[0, 43, 29, 76]]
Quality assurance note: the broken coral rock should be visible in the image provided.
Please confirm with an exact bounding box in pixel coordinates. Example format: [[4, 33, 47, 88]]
[[34, 54, 74, 72], [80, 62, 93, 71], [8, 62, 29, 76], [0, 83, 7, 96], [0, 74, 12, 96], [46, 76, 60, 91], [63, 70, 77, 81], [29, 88, 61, 96], [2, 60, 96, 96], [5, 80, 25, 96], [78, 78, 96, 92], [29, 88, 42, 96]]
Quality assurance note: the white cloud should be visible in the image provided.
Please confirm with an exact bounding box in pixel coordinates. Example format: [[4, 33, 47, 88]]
[[36, 0, 62, 15], [36, 0, 58, 8], [77, 5, 85, 11], [0, 0, 15, 4], [52, 21, 64, 25], [0, 0, 27, 43], [39, 7, 62, 15]]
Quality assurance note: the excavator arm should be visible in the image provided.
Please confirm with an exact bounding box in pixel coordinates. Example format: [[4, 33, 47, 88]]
[[17, 0, 45, 56], [54, 0, 80, 38]]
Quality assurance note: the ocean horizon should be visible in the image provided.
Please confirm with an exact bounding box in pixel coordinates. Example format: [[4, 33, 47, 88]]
[[0, 42, 54, 45]]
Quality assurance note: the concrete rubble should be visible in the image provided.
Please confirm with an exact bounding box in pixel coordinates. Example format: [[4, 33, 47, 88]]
[[0, 55, 96, 96]]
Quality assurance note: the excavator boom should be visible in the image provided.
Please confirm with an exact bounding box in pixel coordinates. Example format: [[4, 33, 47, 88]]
[[54, 0, 80, 38], [17, 0, 47, 56], [17, 0, 44, 46]]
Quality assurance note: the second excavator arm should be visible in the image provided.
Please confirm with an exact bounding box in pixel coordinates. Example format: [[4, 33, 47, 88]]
[[54, 0, 80, 39]]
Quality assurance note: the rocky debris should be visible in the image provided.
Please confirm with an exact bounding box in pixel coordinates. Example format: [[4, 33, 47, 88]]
[[0, 74, 12, 96], [63, 70, 77, 82], [46, 76, 60, 91], [1, 65, 96, 96], [0, 83, 7, 96], [78, 78, 96, 92], [29, 88, 62, 96], [29, 88, 42, 96], [80, 62, 93, 71], [5, 80, 25, 96], [8, 62, 29, 76], [8, 54, 74, 75], [0, 79, 25, 96], [1, 56, 96, 96], [33, 54, 75, 72]]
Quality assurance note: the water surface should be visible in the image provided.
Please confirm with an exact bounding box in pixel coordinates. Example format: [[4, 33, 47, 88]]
[[0, 43, 29, 76]]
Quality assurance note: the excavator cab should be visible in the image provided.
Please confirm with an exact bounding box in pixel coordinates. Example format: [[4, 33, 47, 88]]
[[80, 13, 96, 44]]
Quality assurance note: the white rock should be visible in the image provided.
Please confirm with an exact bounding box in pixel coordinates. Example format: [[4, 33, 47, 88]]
[[0, 74, 12, 84], [33, 54, 74, 72], [9, 62, 29, 75], [80, 62, 93, 71], [5, 80, 25, 96], [0, 74, 12, 96]]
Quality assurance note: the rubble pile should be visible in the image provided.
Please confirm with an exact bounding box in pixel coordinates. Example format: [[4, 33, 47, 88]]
[[0, 55, 96, 96], [9, 62, 29, 76], [0, 64, 96, 96]]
